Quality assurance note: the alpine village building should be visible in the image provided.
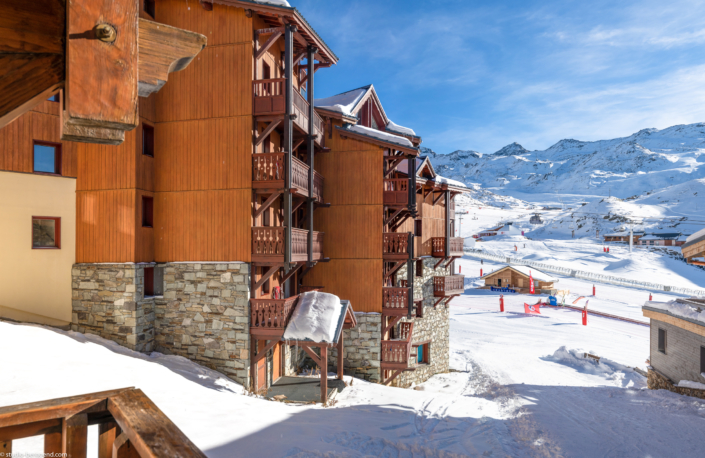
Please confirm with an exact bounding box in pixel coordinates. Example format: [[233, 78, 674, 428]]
[[0, 0, 467, 392]]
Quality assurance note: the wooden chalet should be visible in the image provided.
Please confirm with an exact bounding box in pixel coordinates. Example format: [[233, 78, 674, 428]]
[[603, 231, 645, 244], [682, 229, 705, 266], [482, 266, 557, 294]]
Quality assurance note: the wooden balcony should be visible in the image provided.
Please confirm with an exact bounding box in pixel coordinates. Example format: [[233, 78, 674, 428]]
[[252, 153, 324, 201], [433, 275, 465, 297], [381, 322, 414, 370], [253, 79, 324, 140], [252, 227, 323, 263], [431, 237, 464, 257], [250, 295, 299, 337], [382, 287, 410, 316], [383, 232, 412, 260], [384, 179, 409, 206]]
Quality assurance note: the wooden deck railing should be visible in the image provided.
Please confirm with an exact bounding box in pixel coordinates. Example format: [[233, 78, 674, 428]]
[[0, 388, 206, 457], [250, 295, 299, 336], [383, 232, 411, 259], [253, 79, 323, 138], [252, 153, 323, 200], [252, 227, 323, 261], [381, 322, 414, 368], [431, 237, 464, 257], [382, 287, 410, 316], [433, 275, 465, 297], [383, 179, 409, 205]]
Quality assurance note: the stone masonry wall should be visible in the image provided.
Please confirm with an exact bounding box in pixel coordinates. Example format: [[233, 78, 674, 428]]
[[649, 319, 705, 386], [328, 313, 382, 383], [395, 257, 452, 387], [71, 264, 155, 352], [647, 368, 705, 400], [154, 262, 251, 386]]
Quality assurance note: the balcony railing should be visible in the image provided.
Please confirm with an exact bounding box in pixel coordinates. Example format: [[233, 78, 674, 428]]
[[252, 227, 323, 262], [253, 79, 323, 139], [250, 295, 299, 337], [383, 232, 412, 260], [433, 275, 465, 297], [383, 179, 408, 206], [381, 322, 414, 370], [431, 237, 464, 257], [382, 287, 410, 316], [252, 153, 323, 201]]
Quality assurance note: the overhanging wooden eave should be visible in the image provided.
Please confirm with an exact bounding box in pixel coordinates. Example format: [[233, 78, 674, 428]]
[[314, 107, 358, 124], [335, 126, 419, 156]]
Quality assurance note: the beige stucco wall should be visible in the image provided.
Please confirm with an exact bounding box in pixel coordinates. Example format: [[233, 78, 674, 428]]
[[0, 171, 75, 324]]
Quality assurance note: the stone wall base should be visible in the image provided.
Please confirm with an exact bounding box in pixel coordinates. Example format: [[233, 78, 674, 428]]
[[327, 313, 381, 383], [648, 368, 705, 400]]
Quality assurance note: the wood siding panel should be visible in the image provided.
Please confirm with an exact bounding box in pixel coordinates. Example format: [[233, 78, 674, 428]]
[[157, 0, 251, 47], [31, 98, 61, 116], [136, 190, 155, 262], [155, 44, 252, 122], [139, 94, 156, 123], [314, 205, 381, 259], [76, 190, 137, 263], [76, 126, 137, 191], [315, 147, 383, 205], [155, 190, 251, 262], [302, 259, 382, 313], [154, 117, 251, 192]]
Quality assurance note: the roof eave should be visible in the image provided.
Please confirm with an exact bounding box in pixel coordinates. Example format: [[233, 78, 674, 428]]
[[335, 126, 419, 155]]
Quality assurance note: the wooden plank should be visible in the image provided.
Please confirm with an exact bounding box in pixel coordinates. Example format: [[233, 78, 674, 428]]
[[45, 430, 62, 455], [62, 413, 88, 458], [99, 421, 119, 458], [0, 440, 10, 456], [0, 419, 60, 442], [107, 389, 207, 458], [320, 346, 328, 403], [302, 346, 322, 368], [113, 433, 140, 458]]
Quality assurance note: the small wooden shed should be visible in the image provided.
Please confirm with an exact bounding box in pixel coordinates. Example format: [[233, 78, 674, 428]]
[[482, 266, 557, 294]]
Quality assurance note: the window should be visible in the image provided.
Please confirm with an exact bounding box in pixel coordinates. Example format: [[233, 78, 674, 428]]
[[414, 220, 422, 237], [144, 267, 154, 297], [33, 142, 61, 175], [701, 347, 705, 374], [142, 196, 154, 228], [144, 0, 155, 18], [497, 279, 501, 286], [32, 217, 60, 249], [415, 342, 430, 364], [415, 259, 423, 278], [142, 124, 154, 157], [658, 328, 666, 354]]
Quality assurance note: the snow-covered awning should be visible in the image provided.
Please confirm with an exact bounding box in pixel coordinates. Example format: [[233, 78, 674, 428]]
[[643, 298, 705, 327], [314, 87, 367, 117], [683, 227, 705, 249], [490, 265, 558, 283], [282, 292, 355, 344], [335, 124, 419, 155]]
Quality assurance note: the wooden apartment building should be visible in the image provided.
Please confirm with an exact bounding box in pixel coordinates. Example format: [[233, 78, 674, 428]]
[[0, 0, 467, 390]]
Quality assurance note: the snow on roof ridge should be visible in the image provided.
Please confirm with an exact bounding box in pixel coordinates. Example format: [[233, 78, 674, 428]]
[[495, 265, 557, 282], [344, 124, 414, 148], [314, 87, 368, 117], [433, 174, 468, 189], [686, 227, 705, 244], [386, 119, 417, 137], [253, 0, 291, 6], [645, 298, 705, 326]]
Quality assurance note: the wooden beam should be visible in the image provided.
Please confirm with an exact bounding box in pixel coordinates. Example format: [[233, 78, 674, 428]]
[[432, 191, 444, 206], [444, 295, 460, 306], [254, 192, 281, 220], [391, 214, 411, 232], [253, 339, 279, 363], [281, 264, 303, 283], [255, 31, 283, 61], [293, 138, 305, 152], [256, 27, 285, 36], [384, 207, 405, 227], [98, 422, 118, 458], [45, 428, 62, 456], [302, 345, 322, 368], [253, 266, 278, 292], [383, 370, 403, 386], [434, 257, 447, 269], [432, 297, 445, 308], [384, 261, 405, 280], [384, 157, 405, 178], [320, 346, 328, 404], [0, 440, 10, 457], [443, 256, 459, 268], [254, 119, 282, 147], [62, 413, 88, 458], [382, 316, 402, 339], [0, 419, 60, 442], [337, 333, 344, 380]]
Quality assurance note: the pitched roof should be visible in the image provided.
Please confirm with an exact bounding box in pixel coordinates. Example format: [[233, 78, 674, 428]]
[[486, 265, 558, 283]]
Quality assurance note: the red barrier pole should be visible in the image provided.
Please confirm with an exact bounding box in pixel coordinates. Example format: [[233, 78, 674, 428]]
[[649, 293, 653, 301], [593, 285, 596, 296], [500, 294, 504, 312], [480, 268, 483, 277], [582, 306, 588, 325], [459, 265, 462, 273]]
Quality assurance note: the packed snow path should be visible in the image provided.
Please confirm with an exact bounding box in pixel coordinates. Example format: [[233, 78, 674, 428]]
[[2, 282, 705, 457]]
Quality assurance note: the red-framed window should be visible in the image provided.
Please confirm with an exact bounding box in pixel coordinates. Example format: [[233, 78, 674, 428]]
[[142, 196, 154, 228], [32, 216, 61, 249], [33, 141, 61, 175], [142, 124, 154, 157]]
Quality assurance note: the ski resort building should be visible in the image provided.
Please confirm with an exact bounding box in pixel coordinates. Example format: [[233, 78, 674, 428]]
[[482, 266, 558, 294], [0, 0, 467, 394], [603, 231, 645, 244], [643, 298, 705, 399], [638, 232, 690, 247], [682, 229, 705, 266]]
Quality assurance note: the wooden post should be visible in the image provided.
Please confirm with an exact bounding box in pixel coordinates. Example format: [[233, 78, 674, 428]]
[[0, 441, 11, 456], [283, 24, 294, 267], [250, 337, 257, 392], [98, 422, 118, 458], [307, 44, 316, 266], [337, 333, 344, 380], [444, 190, 450, 258], [62, 413, 87, 458], [44, 431, 62, 455], [320, 345, 328, 403]]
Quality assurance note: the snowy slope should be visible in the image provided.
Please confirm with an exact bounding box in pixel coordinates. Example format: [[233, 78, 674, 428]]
[[426, 122, 705, 198]]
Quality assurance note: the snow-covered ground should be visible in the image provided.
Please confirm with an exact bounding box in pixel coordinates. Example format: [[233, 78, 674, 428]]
[[3, 264, 705, 457]]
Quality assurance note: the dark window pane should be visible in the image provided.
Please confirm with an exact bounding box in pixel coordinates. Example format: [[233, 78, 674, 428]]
[[33, 219, 57, 247], [144, 267, 155, 296], [658, 328, 666, 353], [701, 347, 705, 374], [142, 196, 154, 227], [34, 144, 58, 173], [142, 124, 154, 157], [144, 0, 155, 17]]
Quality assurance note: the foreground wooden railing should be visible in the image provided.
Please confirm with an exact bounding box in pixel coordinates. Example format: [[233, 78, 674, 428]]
[[383, 232, 412, 260], [252, 153, 324, 201], [382, 287, 410, 316], [383, 179, 409, 205], [250, 295, 299, 336], [252, 227, 323, 261], [253, 79, 323, 138], [0, 388, 205, 457], [433, 275, 465, 296], [431, 237, 464, 257], [381, 322, 414, 370]]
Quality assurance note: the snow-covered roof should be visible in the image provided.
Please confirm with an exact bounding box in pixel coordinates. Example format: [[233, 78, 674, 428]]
[[604, 231, 645, 237], [341, 124, 414, 148], [253, 0, 291, 6], [314, 86, 368, 117], [282, 292, 347, 344], [644, 298, 705, 327], [490, 265, 558, 282], [641, 233, 682, 241], [684, 227, 705, 250], [433, 174, 468, 189], [386, 120, 418, 138]]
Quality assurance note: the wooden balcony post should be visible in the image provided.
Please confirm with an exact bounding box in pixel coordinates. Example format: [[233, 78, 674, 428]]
[[283, 24, 294, 269], [407, 232, 414, 319], [98, 422, 119, 458], [320, 346, 328, 404], [307, 44, 316, 266], [445, 190, 450, 258], [62, 413, 88, 457], [337, 333, 344, 380], [409, 155, 417, 217]]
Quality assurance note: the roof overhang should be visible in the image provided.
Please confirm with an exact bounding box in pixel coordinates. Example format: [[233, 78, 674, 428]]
[[335, 125, 419, 156], [314, 106, 358, 124], [208, 0, 338, 64]]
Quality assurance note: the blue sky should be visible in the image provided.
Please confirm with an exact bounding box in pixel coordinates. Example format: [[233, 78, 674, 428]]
[[295, 0, 705, 154]]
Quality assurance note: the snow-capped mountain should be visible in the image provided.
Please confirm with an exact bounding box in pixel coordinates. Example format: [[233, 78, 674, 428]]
[[425, 122, 705, 198]]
